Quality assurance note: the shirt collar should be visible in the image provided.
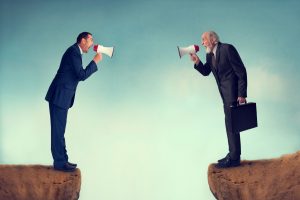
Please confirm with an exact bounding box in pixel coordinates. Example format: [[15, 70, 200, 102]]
[[212, 43, 218, 55], [78, 45, 83, 55]]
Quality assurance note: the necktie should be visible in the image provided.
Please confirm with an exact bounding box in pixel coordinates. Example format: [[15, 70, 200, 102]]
[[211, 52, 216, 68]]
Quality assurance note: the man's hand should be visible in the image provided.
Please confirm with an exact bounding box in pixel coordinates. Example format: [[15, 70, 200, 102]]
[[190, 53, 200, 65], [93, 53, 102, 64], [237, 97, 247, 105]]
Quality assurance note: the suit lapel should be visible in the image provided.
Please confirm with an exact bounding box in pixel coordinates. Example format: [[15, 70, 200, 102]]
[[216, 42, 221, 67]]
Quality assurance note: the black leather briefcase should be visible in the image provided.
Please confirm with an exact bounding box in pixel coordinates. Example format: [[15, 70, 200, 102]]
[[230, 102, 258, 133]]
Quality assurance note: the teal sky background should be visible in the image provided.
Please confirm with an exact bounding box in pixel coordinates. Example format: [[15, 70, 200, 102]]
[[1, 0, 300, 199]]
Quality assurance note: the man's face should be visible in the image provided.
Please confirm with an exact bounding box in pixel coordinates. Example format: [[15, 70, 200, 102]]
[[81, 34, 94, 53], [201, 33, 214, 53]]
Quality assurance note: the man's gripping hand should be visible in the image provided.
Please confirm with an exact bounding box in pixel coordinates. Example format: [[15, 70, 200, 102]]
[[190, 53, 200, 66], [93, 53, 102, 64]]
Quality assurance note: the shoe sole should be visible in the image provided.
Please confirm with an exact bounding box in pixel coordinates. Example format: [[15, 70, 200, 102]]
[[215, 163, 240, 168], [54, 167, 76, 172]]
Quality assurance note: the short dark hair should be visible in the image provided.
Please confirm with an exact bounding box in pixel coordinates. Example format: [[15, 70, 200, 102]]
[[77, 32, 92, 44]]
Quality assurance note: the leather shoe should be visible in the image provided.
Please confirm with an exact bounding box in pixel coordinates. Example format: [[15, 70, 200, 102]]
[[218, 153, 230, 163], [216, 156, 240, 168], [54, 163, 76, 172], [67, 162, 77, 167]]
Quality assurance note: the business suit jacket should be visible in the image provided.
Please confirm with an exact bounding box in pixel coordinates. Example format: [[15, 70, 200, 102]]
[[194, 42, 247, 105], [45, 44, 98, 109]]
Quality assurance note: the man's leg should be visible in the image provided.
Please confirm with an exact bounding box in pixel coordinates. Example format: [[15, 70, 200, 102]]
[[224, 104, 241, 160], [49, 103, 69, 168]]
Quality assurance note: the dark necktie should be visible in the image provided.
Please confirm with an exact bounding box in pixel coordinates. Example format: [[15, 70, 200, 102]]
[[211, 52, 216, 68]]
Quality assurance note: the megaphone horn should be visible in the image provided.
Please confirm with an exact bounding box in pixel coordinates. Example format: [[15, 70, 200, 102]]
[[93, 45, 114, 58], [177, 45, 199, 58]]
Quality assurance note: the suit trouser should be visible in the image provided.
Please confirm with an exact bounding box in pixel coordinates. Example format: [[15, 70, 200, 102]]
[[49, 103, 69, 167], [224, 104, 241, 160]]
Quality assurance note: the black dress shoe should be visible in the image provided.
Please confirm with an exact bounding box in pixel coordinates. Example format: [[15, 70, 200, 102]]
[[54, 163, 76, 172], [218, 153, 230, 163], [67, 162, 77, 167], [216, 156, 240, 168]]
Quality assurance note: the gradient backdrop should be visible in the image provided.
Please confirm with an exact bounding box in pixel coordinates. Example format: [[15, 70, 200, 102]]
[[1, 0, 299, 199]]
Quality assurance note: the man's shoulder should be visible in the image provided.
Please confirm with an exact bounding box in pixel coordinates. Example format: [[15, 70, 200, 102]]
[[68, 43, 80, 52], [219, 42, 234, 49], [219, 43, 237, 53], [64, 44, 80, 56]]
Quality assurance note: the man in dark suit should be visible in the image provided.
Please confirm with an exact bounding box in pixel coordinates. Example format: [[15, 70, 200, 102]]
[[190, 31, 247, 168], [45, 32, 102, 172]]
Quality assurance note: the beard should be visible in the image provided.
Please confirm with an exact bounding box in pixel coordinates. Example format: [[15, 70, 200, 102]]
[[205, 46, 212, 53]]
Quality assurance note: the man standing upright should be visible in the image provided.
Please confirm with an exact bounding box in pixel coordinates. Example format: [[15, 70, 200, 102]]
[[45, 32, 102, 172], [190, 31, 248, 168]]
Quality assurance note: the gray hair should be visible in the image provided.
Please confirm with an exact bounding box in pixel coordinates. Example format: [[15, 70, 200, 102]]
[[208, 31, 220, 44]]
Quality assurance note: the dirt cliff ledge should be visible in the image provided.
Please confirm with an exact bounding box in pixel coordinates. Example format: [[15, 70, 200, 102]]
[[0, 165, 81, 200], [208, 151, 300, 200]]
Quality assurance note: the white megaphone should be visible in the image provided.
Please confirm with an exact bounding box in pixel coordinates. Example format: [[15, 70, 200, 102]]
[[93, 44, 114, 58], [177, 45, 199, 58]]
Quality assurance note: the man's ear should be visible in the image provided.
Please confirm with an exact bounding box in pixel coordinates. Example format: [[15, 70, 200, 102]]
[[80, 38, 85, 45], [212, 38, 217, 45]]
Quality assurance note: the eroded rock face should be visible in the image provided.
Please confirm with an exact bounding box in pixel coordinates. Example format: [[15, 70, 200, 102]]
[[0, 165, 81, 200], [208, 151, 300, 200]]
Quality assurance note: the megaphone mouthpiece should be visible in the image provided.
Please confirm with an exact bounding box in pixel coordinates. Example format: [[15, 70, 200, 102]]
[[93, 45, 98, 52]]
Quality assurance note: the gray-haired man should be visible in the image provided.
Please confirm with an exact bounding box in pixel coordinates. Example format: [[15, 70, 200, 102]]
[[190, 31, 248, 168]]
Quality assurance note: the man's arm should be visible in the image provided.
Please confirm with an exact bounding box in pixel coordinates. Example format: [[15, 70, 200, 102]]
[[71, 50, 102, 81], [190, 54, 211, 76]]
